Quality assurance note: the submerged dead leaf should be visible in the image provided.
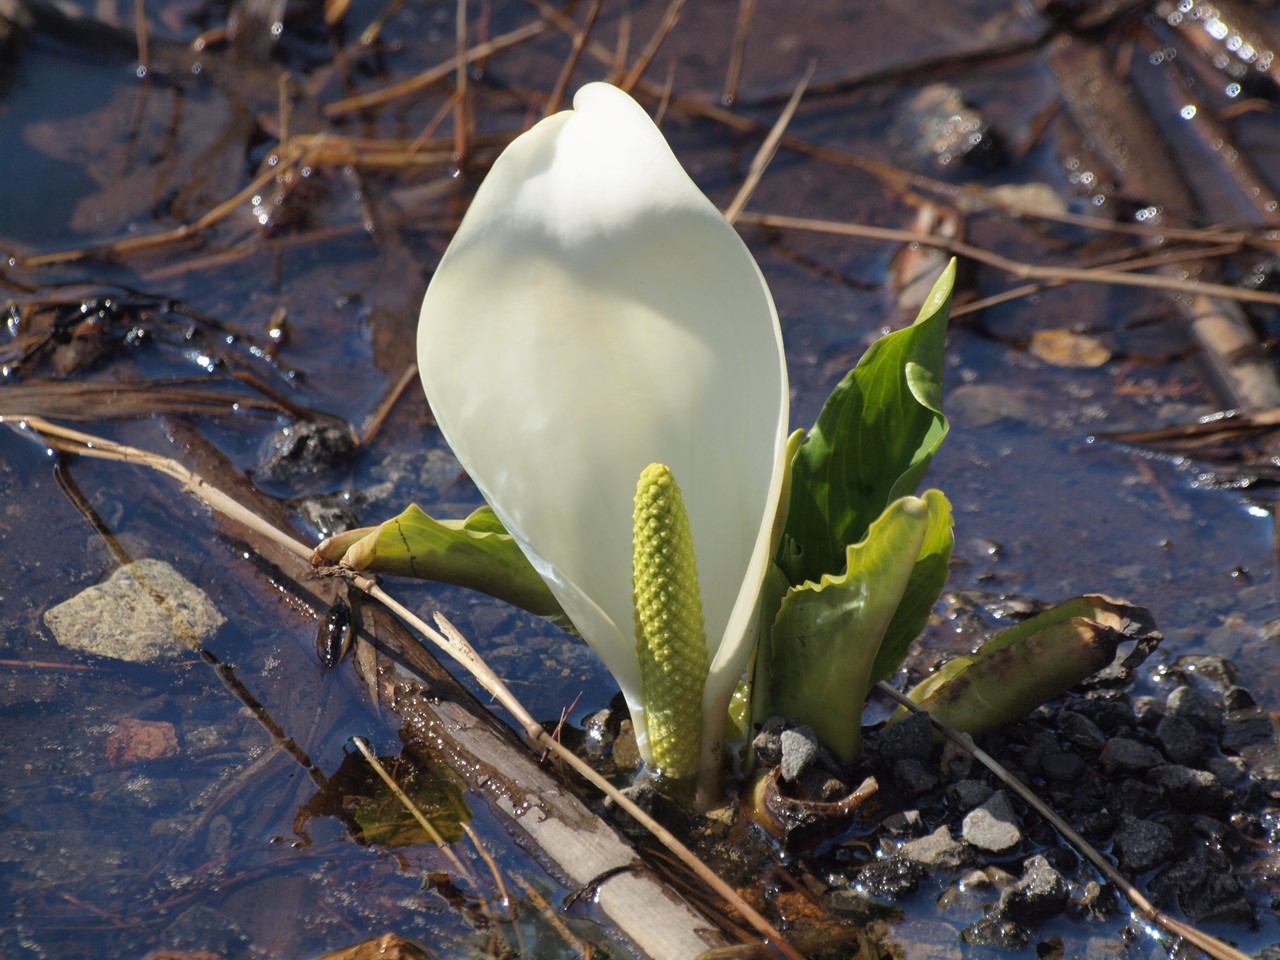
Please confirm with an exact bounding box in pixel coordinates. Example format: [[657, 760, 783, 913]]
[[315, 933, 432, 960], [1029, 329, 1111, 368]]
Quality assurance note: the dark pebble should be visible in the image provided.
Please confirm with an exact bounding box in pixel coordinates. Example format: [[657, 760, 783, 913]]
[[1041, 751, 1085, 782], [1205, 755, 1248, 787], [1112, 816, 1176, 874], [1067, 697, 1134, 734], [1172, 654, 1237, 689], [1106, 777, 1164, 817], [257, 421, 357, 485], [1131, 696, 1164, 726], [1242, 741, 1280, 780], [1058, 711, 1106, 752], [1222, 686, 1256, 712], [856, 856, 926, 899], [946, 778, 994, 812], [752, 716, 786, 767], [877, 711, 935, 763], [1221, 709, 1275, 753], [1065, 808, 1115, 842], [1154, 715, 1203, 765], [1148, 765, 1232, 815], [1099, 737, 1164, 774], [881, 809, 924, 838], [895, 758, 939, 796], [999, 854, 1069, 927], [963, 915, 1028, 950], [1166, 685, 1222, 733], [1149, 855, 1253, 924]]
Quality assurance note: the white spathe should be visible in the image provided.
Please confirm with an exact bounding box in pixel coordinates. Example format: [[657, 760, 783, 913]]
[[418, 82, 789, 788]]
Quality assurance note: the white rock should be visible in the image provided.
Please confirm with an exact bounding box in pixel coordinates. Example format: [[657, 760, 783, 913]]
[[44, 559, 224, 662]]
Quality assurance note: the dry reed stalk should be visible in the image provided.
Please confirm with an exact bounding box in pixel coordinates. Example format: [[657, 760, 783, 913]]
[[721, 0, 755, 105], [734, 212, 1280, 308]]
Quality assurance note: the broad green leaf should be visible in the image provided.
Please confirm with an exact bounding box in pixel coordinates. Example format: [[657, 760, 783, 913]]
[[900, 595, 1155, 735], [869, 488, 954, 685], [312, 504, 565, 620], [756, 496, 931, 762], [781, 260, 954, 586]]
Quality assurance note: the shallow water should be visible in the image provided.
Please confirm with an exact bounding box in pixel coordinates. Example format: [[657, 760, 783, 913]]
[[2, 0, 1278, 957]]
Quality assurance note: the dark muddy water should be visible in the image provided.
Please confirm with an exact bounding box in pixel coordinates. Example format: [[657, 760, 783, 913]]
[[2, 0, 1278, 957]]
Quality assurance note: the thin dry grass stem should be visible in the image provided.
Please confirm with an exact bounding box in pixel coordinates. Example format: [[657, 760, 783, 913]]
[[7, 415, 803, 960], [722, 0, 755, 105], [278, 73, 291, 150], [610, 14, 630, 85], [619, 0, 683, 93], [460, 820, 516, 925], [133, 0, 150, 77], [951, 241, 1249, 318], [358, 0, 405, 46], [651, 61, 676, 126], [511, 874, 593, 959], [350, 736, 476, 880], [323, 20, 547, 116], [15, 144, 309, 267], [874, 682, 1252, 960], [543, 0, 601, 117], [412, 92, 465, 154], [12, 128, 465, 269], [361, 362, 420, 446], [0, 658, 98, 672], [723, 63, 812, 226], [736, 211, 1280, 307], [454, 0, 470, 163]]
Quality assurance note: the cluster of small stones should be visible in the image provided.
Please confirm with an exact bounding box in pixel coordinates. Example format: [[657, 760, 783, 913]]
[[763, 656, 1280, 952]]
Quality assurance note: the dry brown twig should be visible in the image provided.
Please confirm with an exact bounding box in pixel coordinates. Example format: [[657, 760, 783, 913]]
[[735, 212, 1280, 308]]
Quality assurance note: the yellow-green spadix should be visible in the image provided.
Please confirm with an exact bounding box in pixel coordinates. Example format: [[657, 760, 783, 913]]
[[417, 82, 789, 802]]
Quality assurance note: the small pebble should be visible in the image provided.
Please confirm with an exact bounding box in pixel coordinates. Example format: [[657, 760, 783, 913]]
[[1166, 685, 1222, 733], [779, 725, 820, 782], [962, 790, 1022, 853], [1099, 737, 1164, 774], [898, 825, 967, 872], [1112, 816, 1175, 873], [1154, 715, 1203, 765]]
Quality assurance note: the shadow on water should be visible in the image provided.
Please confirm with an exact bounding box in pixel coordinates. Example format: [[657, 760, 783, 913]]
[[2, 0, 1279, 957]]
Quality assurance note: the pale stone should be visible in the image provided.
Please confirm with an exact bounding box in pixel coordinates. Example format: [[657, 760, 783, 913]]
[[44, 559, 224, 662]]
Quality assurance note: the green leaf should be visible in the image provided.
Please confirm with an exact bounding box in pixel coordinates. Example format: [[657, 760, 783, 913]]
[[869, 489, 953, 685], [756, 495, 931, 762], [312, 504, 565, 621], [781, 260, 954, 586], [901, 595, 1155, 735]]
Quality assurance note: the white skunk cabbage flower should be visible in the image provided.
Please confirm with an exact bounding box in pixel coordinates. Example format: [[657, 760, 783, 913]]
[[418, 82, 788, 802]]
